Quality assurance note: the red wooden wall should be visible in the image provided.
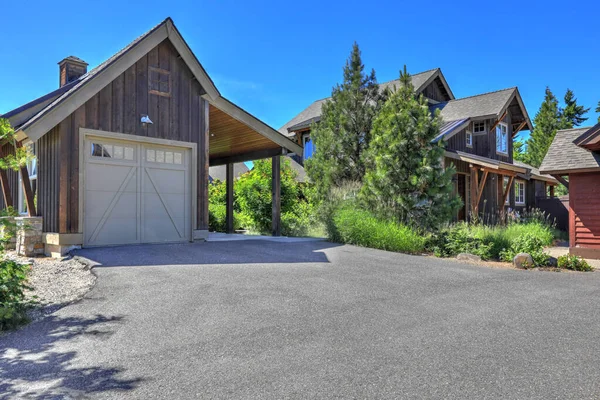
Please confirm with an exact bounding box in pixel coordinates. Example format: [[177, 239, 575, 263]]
[[569, 172, 600, 259]]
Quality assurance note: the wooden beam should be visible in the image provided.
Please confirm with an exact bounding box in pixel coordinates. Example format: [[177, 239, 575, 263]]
[[512, 120, 528, 136], [489, 111, 508, 133], [272, 155, 281, 237], [225, 163, 234, 234], [549, 185, 555, 198], [210, 147, 283, 167], [470, 167, 479, 217], [551, 174, 569, 189], [475, 170, 489, 207], [501, 176, 514, 207], [0, 147, 13, 208]]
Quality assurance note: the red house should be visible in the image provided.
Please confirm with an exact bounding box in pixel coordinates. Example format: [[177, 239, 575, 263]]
[[540, 124, 600, 259]]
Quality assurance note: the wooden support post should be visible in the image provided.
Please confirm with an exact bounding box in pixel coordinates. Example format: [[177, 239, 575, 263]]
[[15, 142, 36, 217], [0, 147, 13, 208], [502, 176, 514, 207], [475, 170, 489, 209], [225, 163, 234, 234], [549, 185, 555, 198], [489, 111, 508, 133], [470, 166, 479, 218], [197, 99, 210, 231], [272, 155, 281, 237], [497, 173, 504, 222]]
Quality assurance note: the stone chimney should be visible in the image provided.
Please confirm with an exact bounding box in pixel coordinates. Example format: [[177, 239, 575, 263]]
[[58, 56, 88, 87]]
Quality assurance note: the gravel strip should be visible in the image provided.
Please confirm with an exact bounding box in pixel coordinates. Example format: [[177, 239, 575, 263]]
[[5, 252, 96, 321]]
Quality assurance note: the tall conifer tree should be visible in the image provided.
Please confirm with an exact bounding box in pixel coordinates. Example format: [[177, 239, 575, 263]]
[[305, 43, 385, 200], [523, 88, 562, 168], [360, 67, 459, 229], [560, 89, 589, 128]]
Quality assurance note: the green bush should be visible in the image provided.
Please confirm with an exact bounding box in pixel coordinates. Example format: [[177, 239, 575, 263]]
[[0, 259, 34, 331], [557, 254, 593, 272], [329, 204, 426, 254], [499, 233, 550, 266], [429, 221, 556, 263]]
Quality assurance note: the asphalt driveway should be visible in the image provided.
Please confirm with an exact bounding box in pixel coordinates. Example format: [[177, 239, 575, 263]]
[[2, 240, 600, 399]]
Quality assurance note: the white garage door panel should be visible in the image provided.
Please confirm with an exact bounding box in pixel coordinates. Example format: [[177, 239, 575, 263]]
[[84, 136, 192, 247]]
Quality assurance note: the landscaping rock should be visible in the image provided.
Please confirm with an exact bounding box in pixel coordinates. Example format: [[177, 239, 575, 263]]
[[457, 253, 482, 262], [513, 253, 534, 269], [547, 256, 558, 268]]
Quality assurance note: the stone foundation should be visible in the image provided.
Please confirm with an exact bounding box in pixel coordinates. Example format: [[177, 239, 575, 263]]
[[15, 217, 44, 257], [0, 216, 17, 250], [43, 233, 83, 258]]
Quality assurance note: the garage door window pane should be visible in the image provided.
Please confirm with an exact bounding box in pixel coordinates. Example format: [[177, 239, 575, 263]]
[[113, 146, 124, 159], [156, 150, 165, 163], [124, 147, 134, 160], [147, 149, 155, 162], [165, 151, 174, 164], [174, 153, 182, 164]]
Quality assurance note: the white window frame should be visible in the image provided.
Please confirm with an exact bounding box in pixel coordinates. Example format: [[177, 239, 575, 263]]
[[496, 122, 508, 155], [466, 131, 473, 148], [473, 121, 486, 134], [18, 142, 37, 215], [515, 180, 526, 205]]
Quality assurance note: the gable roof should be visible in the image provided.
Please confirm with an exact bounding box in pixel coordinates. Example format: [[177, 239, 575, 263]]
[[279, 68, 453, 137], [540, 127, 600, 174], [430, 87, 532, 142], [3, 18, 302, 156], [574, 122, 600, 151]]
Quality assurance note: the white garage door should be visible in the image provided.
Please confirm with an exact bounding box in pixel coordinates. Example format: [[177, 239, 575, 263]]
[[84, 136, 192, 246]]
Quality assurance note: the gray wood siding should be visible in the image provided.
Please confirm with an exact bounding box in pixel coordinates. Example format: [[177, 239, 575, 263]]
[[37, 127, 60, 232], [445, 113, 514, 163], [39, 39, 208, 234], [421, 78, 448, 103]]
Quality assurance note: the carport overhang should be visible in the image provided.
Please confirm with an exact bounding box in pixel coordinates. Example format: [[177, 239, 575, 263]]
[[207, 96, 302, 166]]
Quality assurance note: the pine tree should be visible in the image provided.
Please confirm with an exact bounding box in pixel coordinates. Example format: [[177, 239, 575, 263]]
[[596, 101, 600, 123], [360, 66, 460, 230], [513, 137, 527, 162], [305, 42, 385, 200], [560, 89, 589, 128], [523, 88, 562, 168]]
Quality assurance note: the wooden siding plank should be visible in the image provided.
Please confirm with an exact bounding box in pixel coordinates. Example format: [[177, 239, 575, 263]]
[[58, 116, 71, 232], [70, 105, 85, 233], [112, 73, 125, 133], [98, 82, 112, 132], [123, 64, 137, 135], [135, 54, 148, 137]]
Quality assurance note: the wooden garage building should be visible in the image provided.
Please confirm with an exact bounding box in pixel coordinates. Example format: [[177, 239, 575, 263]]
[[1, 18, 302, 255]]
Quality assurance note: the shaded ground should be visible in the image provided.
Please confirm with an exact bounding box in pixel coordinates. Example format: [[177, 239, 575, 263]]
[[2, 240, 600, 399]]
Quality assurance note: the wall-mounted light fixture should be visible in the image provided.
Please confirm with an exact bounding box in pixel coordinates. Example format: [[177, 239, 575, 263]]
[[141, 115, 153, 127]]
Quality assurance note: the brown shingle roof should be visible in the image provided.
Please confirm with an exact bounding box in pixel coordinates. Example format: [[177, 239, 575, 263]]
[[279, 68, 446, 137], [540, 127, 600, 174], [431, 88, 516, 122]]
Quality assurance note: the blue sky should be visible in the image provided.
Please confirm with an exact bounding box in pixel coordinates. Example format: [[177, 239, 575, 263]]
[[1, 0, 599, 143]]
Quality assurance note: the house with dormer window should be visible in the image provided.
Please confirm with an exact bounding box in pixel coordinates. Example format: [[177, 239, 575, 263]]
[[280, 68, 558, 221]]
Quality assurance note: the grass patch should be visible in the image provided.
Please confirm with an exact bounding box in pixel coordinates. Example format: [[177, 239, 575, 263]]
[[328, 205, 426, 254]]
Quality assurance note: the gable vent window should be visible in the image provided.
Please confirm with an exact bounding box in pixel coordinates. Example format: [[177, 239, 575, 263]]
[[466, 131, 473, 148], [148, 67, 171, 97], [473, 121, 485, 134]]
